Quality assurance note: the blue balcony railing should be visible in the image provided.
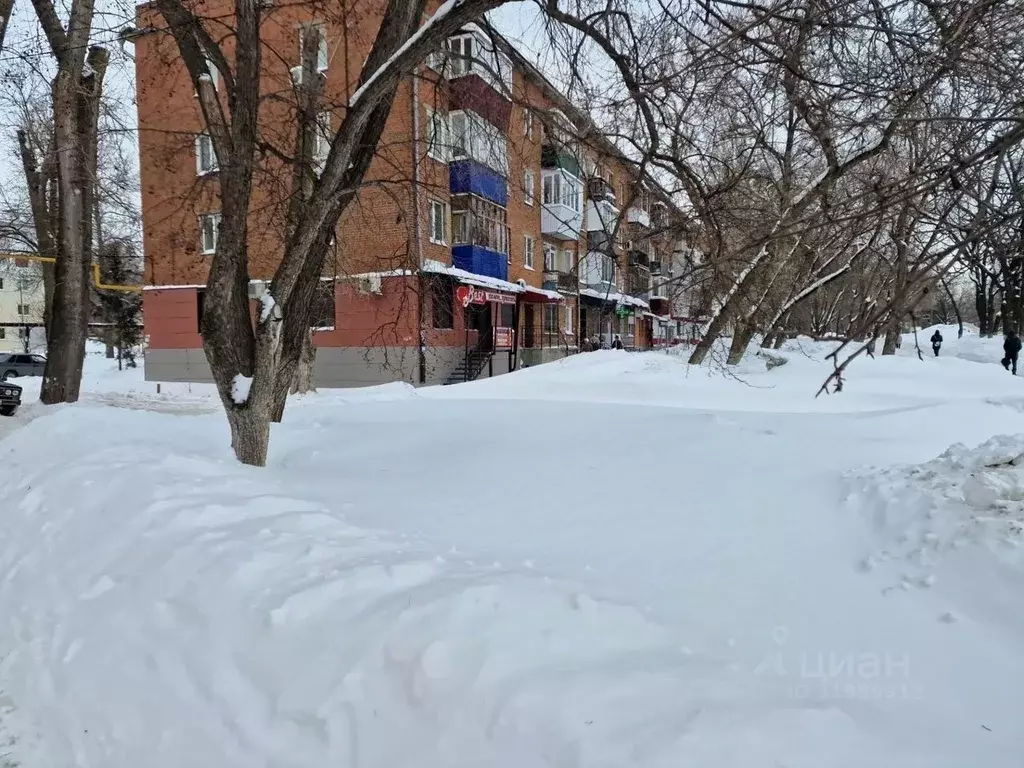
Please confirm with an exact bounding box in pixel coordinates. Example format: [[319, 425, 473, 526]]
[[450, 159, 508, 207], [452, 244, 508, 282]]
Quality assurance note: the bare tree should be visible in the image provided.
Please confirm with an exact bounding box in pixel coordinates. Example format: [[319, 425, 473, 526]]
[[28, 0, 109, 403]]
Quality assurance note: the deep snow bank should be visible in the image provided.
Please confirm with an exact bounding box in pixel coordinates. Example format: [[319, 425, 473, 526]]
[[847, 434, 1024, 635], [0, 407, 878, 768]]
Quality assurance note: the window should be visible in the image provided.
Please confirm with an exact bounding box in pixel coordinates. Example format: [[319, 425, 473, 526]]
[[499, 303, 515, 328], [426, 47, 446, 72], [16, 304, 28, 315], [542, 171, 582, 212], [446, 33, 512, 92], [524, 235, 535, 269], [195, 133, 217, 174], [564, 303, 573, 334], [298, 24, 328, 72], [523, 169, 535, 205], [448, 34, 473, 77], [310, 280, 336, 329], [428, 199, 448, 244], [0, 278, 4, 289], [0, 328, 5, 339], [543, 242, 556, 271], [449, 110, 507, 174], [602, 253, 615, 283], [451, 196, 509, 255], [196, 289, 205, 334], [314, 111, 332, 165], [558, 248, 573, 273], [543, 304, 558, 334], [17, 329, 27, 339], [431, 278, 454, 329], [523, 108, 533, 139], [200, 213, 221, 254], [425, 106, 449, 162]]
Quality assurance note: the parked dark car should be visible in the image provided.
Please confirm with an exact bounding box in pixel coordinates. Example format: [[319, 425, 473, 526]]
[[0, 353, 46, 379], [0, 380, 22, 416]]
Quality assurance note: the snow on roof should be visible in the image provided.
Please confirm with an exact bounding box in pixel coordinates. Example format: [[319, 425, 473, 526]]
[[421, 260, 525, 294], [523, 285, 564, 301], [579, 287, 650, 310]]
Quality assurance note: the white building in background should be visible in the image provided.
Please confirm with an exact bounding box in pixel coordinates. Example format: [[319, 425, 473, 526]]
[[0, 263, 46, 353]]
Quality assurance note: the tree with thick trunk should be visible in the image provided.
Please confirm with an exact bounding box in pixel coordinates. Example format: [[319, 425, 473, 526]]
[[29, 0, 108, 404]]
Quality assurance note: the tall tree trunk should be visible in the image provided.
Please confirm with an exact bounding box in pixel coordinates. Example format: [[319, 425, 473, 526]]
[[290, 328, 317, 394], [40, 45, 108, 404], [727, 322, 755, 364], [882, 317, 901, 355]]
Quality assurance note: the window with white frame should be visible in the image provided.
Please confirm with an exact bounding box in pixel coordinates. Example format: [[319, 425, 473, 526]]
[[447, 33, 473, 77], [425, 106, 449, 162], [195, 133, 217, 174], [543, 242, 556, 271], [524, 235, 535, 269], [16, 304, 28, 315], [523, 107, 533, 139], [449, 110, 507, 174], [558, 247, 573, 273], [314, 111, 332, 165], [542, 170, 582, 212], [564, 303, 573, 334], [428, 199, 448, 244], [446, 31, 513, 94], [298, 24, 329, 71], [200, 213, 221, 254], [523, 169, 535, 205]]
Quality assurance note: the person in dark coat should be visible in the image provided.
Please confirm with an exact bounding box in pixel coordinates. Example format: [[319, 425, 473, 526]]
[[930, 330, 943, 357], [612, 335, 624, 350], [1003, 330, 1022, 375]]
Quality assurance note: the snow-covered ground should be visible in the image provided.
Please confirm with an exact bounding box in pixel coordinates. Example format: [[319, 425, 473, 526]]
[[2, 328, 1024, 767]]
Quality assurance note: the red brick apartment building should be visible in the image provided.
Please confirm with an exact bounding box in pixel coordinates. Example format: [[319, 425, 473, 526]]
[[132, 0, 688, 387]]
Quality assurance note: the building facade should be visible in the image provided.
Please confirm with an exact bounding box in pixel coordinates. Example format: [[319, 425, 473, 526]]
[[0, 263, 46, 353], [133, 1, 687, 386]]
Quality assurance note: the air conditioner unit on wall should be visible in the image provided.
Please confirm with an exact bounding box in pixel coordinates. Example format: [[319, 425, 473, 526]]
[[357, 274, 382, 295]]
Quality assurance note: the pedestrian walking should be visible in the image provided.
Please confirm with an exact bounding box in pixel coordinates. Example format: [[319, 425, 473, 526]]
[[1003, 329, 1021, 375], [930, 330, 943, 357]]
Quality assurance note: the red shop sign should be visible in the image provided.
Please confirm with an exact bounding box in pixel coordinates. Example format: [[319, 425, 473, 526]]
[[455, 285, 516, 307]]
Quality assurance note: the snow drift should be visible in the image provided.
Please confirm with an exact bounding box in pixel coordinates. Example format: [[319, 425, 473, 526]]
[[3, 343, 1024, 766]]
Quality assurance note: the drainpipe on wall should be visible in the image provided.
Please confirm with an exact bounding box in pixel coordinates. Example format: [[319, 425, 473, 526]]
[[411, 69, 426, 384]]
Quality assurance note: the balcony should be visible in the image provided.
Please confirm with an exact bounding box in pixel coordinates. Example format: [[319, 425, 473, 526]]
[[628, 251, 650, 269], [450, 159, 508, 207], [626, 264, 651, 300], [452, 244, 508, 282], [650, 259, 663, 276], [585, 198, 619, 233], [448, 75, 511, 131], [542, 203, 583, 241], [581, 250, 616, 289], [541, 144, 581, 178], [627, 206, 651, 228], [543, 271, 577, 293]]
